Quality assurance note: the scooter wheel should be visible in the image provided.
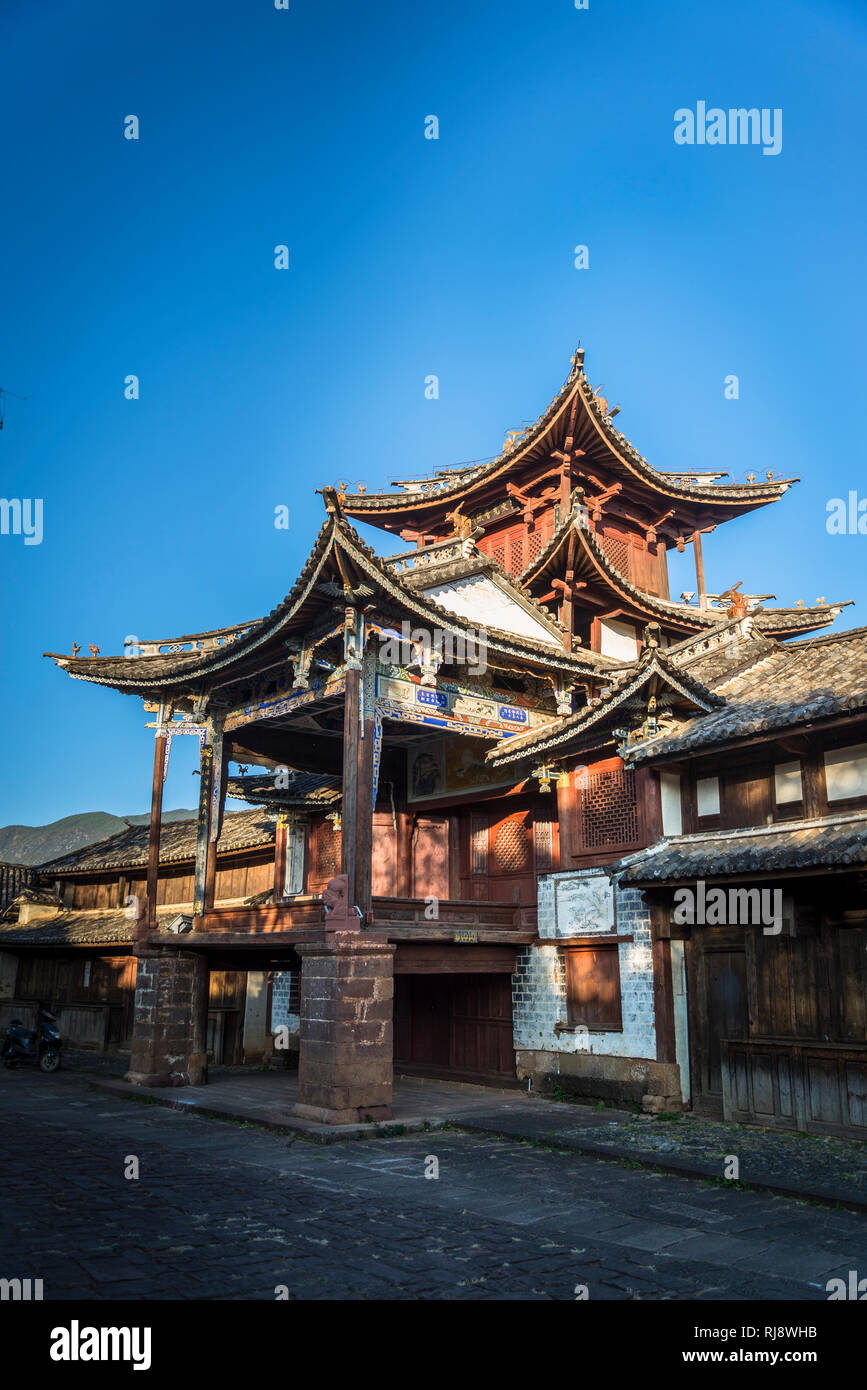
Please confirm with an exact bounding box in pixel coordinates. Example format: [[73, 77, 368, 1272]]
[[39, 1052, 60, 1073]]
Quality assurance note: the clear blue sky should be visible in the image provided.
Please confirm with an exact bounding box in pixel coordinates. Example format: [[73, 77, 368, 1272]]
[[1, 0, 865, 826]]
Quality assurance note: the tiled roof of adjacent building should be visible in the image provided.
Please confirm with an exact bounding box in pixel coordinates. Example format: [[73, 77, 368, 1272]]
[[626, 625, 867, 764], [612, 811, 867, 883], [35, 809, 276, 876], [0, 906, 192, 947], [227, 772, 341, 808]]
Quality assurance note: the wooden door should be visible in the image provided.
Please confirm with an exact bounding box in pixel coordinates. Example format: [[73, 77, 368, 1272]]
[[393, 975, 450, 1068], [393, 973, 515, 1080], [451, 975, 515, 1076], [412, 816, 450, 899], [688, 929, 749, 1113]]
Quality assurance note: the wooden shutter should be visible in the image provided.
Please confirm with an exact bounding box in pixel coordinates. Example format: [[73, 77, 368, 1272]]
[[307, 817, 341, 890], [565, 944, 623, 1030]]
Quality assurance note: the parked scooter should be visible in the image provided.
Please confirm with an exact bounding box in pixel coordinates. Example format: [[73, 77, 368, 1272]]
[[2, 1005, 62, 1072]]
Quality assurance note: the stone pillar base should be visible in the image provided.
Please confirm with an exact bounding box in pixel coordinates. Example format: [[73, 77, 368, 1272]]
[[293, 1101, 394, 1126], [126, 949, 209, 1088], [293, 931, 395, 1124]]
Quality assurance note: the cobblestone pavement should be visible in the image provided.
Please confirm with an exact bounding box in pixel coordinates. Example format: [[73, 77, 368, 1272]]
[[69, 1058, 867, 1206], [457, 1104, 867, 1205], [1, 1072, 864, 1301]]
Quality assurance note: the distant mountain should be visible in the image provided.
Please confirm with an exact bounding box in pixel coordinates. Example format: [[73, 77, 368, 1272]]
[[0, 809, 197, 867]]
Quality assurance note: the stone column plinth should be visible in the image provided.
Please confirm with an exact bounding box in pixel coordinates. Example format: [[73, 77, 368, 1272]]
[[126, 949, 209, 1087], [293, 932, 395, 1124]]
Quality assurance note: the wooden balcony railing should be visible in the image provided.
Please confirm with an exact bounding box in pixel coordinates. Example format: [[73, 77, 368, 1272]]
[[372, 897, 536, 931], [195, 896, 536, 936]]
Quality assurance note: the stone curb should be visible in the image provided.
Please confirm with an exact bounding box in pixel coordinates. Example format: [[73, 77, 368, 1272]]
[[450, 1113, 867, 1214], [87, 1078, 446, 1144]]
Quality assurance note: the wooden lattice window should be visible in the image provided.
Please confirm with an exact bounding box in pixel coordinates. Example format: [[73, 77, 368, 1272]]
[[565, 944, 623, 1030], [578, 766, 639, 850], [533, 803, 555, 872], [507, 534, 525, 573], [601, 532, 629, 576], [309, 819, 341, 884], [470, 813, 488, 874], [526, 530, 544, 564], [493, 816, 532, 873]]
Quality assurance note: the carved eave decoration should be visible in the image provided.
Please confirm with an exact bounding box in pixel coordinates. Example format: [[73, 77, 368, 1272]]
[[44, 509, 612, 711], [518, 503, 847, 641], [487, 648, 724, 769], [337, 346, 797, 530]]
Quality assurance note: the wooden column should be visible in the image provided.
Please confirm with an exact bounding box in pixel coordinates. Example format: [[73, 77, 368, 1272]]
[[639, 767, 663, 845], [354, 672, 376, 918], [802, 750, 826, 820], [274, 812, 289, 902], [203, 825, 219, 913], [203, 728, 227, 914], [341, 667, 361, 905], [650, 901, 677, 1065], [557, 770, 577, 867], [193, 740, 215, 922], [146, 708, 167, 929], [693, 530, 707, 610], [396, 807, 413, 898]]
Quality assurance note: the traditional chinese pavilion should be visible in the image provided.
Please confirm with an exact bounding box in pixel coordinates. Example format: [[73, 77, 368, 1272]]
[[34, 346, 865, 1135]]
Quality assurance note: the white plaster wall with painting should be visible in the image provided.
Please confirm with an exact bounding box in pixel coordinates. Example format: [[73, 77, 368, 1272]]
[[514, 869, 656, 1061]]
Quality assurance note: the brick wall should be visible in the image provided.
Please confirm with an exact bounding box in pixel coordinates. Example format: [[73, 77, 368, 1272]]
[[514, 870, 656, 1062], [270, 969, 300, 1036]]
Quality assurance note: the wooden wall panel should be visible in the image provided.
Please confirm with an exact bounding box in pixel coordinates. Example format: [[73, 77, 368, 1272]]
[[371, 815, 397, 897]]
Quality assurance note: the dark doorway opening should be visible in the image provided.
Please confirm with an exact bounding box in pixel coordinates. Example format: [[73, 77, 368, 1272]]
[[394, 972, 516, 1084]]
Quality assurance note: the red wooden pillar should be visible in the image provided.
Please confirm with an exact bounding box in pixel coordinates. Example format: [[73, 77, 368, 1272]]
[[396, 807, 413, 898], [341, 667, 361, 905], [557, 770, 578, 868], [145, 711, 167, 930], [274, 812, 289, 901], [355, 689, 375, 918]]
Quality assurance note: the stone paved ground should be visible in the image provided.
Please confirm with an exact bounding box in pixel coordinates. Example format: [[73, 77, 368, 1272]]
[[0, 1071, 865, 1301], [456, 1103, 867, 1206], [67, 1058, 867, 1205]]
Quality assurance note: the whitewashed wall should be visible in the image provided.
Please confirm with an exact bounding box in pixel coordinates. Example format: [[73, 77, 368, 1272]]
[[513, 869, 656, 1060]]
